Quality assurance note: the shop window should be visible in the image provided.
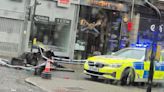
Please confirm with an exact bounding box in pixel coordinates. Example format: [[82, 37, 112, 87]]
[[138, 17, 164, 48], [50, 18, 71, 52], [75, 6, 122, 59], [30, 18, 71, 53]]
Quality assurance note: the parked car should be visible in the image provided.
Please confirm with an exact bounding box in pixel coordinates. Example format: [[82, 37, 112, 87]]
[[84, 45, 164, 85]]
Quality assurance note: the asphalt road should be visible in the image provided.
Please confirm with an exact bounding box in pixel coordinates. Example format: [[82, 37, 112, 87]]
[[0, 62, 164, 92], [52, 63, 164, 92], [51, 70, 164, 92]]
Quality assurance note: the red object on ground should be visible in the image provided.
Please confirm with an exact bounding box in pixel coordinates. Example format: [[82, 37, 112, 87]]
[[41, 60, 52, 79], [64, 76, 70, 79], [43, 61, 51, 73], [127, 22, 133, 32]]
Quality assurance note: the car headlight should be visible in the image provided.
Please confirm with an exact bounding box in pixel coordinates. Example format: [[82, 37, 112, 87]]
[[108, 64, 122, 68]]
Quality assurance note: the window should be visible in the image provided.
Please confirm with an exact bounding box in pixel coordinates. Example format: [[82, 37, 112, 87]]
[[30, 18, 71, 53], [113, 48, 145, 60]]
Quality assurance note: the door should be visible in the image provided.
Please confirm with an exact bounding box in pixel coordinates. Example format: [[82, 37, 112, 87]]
[[144, 51, 164, 80], [143, 45, 163, 79], [0, 18, 23, 57], [155, 52, 164, 79], [143, 61, 161, 79]]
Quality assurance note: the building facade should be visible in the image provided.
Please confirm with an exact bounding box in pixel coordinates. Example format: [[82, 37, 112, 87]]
[[74, 0, 129, 59], [28, 0, 130, 59], [27, 0, 80, 59], [0, 0, 130, 59], [0, 0, 29, 57], [1, 0, 159, 59]]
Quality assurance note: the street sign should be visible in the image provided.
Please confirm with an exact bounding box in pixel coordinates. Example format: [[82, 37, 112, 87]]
[[57, 0, 71, 8], [80, 0, 128, 12], [150, 24, 155, 32], [34, 15, 49, 22], [55, 18, 71, 25], [159, 24, 163, 32]]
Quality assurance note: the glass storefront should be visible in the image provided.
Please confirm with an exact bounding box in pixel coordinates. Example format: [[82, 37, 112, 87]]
[[74, 6, 122, 59], [27, 0, 79, 59], [138, 17, 164, 48], [29, 17, 71, 53]]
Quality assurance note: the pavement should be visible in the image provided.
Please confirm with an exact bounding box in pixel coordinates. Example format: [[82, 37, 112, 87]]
[[24, 67, 164, 92], [25, 75, 164, 92], [25, 77, 131, 92], [0, 66, 46, 92], [0, 61, 164, 92]]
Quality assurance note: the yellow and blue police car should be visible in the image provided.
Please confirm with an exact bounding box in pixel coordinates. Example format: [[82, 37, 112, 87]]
[[84, 44, 164, 85]]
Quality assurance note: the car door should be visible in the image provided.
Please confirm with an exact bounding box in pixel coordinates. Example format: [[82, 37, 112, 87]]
[[144, 60, 162, 79], [143, 61, 150, 79], [155, 52, 164, 79], [144, 51, 164, 80]]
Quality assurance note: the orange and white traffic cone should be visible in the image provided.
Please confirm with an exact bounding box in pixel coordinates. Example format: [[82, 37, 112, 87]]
[[41, 60, 51, 79]]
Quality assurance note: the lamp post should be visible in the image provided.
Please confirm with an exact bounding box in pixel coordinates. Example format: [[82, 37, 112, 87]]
[[118, 0, 134, 49], [131, 0, 135, 21], [30, 0, 41, 52], [144, 0, 161, 92]]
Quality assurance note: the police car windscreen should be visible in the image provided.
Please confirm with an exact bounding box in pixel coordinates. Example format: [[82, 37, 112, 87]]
[[113, 49, 145, 60]]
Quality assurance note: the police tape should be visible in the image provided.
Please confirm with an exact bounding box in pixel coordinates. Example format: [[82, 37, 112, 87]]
[[38, 46, 87, 65], [0, 58, 46, 71], [0, 57, 86, 72], [53, 57, 87, 65]]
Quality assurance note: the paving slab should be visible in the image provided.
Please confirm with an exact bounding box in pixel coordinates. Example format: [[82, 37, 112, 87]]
[[25, 77, 149, 92]]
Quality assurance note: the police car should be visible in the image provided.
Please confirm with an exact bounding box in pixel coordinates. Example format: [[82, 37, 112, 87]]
[[84, 44, 164, 85]]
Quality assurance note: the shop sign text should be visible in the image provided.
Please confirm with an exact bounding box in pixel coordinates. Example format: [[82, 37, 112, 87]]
[[90, 0, 124, 11], [58, 0, 70, 8]]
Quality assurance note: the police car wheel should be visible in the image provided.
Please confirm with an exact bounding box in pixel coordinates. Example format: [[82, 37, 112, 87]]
[[108, 80, 119, 85], [121, 68, 135, 85], [91, 75, 98, 80]]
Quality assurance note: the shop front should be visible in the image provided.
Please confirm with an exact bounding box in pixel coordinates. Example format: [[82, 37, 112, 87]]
[[28, 0, 80, 59], [138, 16, 164, 48], [28, 0, 129, 59], [134, 5, 164, 49], [74, 0, 129, 59]]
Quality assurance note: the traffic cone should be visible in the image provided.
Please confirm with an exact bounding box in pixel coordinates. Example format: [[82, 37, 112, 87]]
[[41, 60, 51, 79]]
